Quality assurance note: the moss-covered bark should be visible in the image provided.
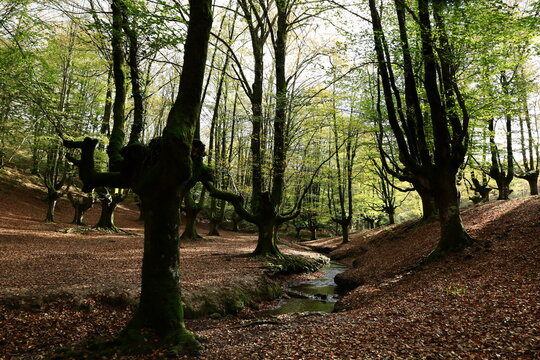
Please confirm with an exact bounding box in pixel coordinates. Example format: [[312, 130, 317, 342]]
[[64, 0, 212, 355], [124, 190, 198, 351]]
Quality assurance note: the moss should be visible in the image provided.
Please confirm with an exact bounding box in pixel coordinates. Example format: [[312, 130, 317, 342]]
[[183, 277, 281, 319], [209, 312, 222, 319], [265, 254, 329, 274]]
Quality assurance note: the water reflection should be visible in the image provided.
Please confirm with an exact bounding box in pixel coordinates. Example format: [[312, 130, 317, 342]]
[[260, 262, 348, 316]]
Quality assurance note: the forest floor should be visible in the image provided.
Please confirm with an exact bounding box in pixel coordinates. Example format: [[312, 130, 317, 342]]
[[0, 166, 539, 359]]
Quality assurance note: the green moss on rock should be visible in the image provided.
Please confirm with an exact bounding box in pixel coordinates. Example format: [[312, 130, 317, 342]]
[[264, 254, 329, 274], [182, 277, 281, 319]]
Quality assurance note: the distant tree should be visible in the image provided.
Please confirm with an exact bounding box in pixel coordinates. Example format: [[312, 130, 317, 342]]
[[67, 188, 94, 225], [41, 145, 69, 223], [368, 0, 473, 252], [515, 70, 539, 195], [369, 160, 412, 225]]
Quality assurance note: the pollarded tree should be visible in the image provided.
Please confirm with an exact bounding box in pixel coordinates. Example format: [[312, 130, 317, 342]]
[[65, 0, 212, 353], [208, 0, 313, 257], [368, 0, 473, 252]]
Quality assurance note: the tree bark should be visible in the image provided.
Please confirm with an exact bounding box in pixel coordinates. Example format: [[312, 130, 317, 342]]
[[435, 175, 472, 251], [417, 187, 438, 221], [63, 0, 212, 352], [128, 190, 195, 347], [340, 222, 349, 244], [180, 192, 203, 241], [387, 209, 395, 225], [253, 218, 280, 257], [525, 173, 539, 195], [45, 197, 58, 222], [96, 196, 119, 229], [108, 0, 127, 170]]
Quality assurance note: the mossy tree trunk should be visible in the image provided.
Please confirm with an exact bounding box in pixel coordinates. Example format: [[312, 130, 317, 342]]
[[64, 0, 212, 353], [231, 213, 240, 232], [207, 198, 221, 236], [340, 222, 349, 242], [253, 217, 280, 257], [128, 190, 190, 343]]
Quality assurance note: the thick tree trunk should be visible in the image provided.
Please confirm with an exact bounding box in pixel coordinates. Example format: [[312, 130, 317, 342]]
[[495, 178, 512, 200], [436, 176, 472, 252], [526, 174, 539, 196], [417, 187, 437, 221], [207, 219, 220, 236], [180, 198, 202, 241], [206, 196, 220, 236], [180, 211, 201, 240], [388, 210, 395, 225], [253, 219, 281, 257], [126, 192, 197, 350], [96, 196, 120, 229]]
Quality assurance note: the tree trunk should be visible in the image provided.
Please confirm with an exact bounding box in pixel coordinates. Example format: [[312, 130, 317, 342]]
[[96, 195, 120, 229], [309, 227, 317, 241], [417, 187, 437, 221], [232, 216, 239, 232], [436, 175, 472, 252], [495, 178, 512, 200], [388, 210, 395, 225], [206, 195, 220, 236], [45, 198, 57, 222], [126, 191, 198, 350], [180, 209, 201, 241], [207, 219, 220, 236], [525, 173, 539, 196], [253, 218, 281, 257], [72, 206, 84, 225], [341, 222, 349, 244], [180, 193, 202, 241]]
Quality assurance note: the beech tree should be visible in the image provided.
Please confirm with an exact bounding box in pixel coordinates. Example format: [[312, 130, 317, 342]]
[[368, 0, 473, 252], [65, 0, 212, 354], [515, 70, 539, 195]]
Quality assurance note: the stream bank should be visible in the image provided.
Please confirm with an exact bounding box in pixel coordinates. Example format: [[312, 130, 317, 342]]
[[259, 261, 349, 316]]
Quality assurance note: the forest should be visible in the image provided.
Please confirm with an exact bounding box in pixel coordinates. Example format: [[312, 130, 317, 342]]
[[0, 0, 539, 358]]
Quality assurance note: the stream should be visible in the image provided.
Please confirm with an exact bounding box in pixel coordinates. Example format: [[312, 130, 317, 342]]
[[260, 261, 349, 315]]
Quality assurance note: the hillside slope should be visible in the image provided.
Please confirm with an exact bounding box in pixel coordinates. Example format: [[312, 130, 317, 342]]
[[1, 167, 538, 359]]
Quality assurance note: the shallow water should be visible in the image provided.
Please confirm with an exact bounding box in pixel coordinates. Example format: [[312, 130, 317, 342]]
[[260, 262, 349, 316]]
